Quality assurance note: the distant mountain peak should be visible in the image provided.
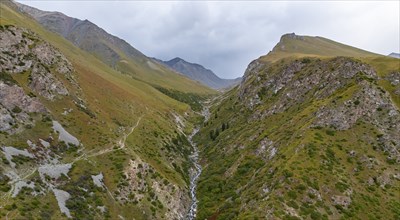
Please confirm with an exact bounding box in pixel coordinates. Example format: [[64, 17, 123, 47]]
[[157, 57, 241, 89], [166, 57, 186, 66], [388, 52, 400, 59]]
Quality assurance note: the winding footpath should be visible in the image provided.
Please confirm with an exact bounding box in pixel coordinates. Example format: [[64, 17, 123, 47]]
[[85, 115, 143, 159], [1, 115, 144, 202]]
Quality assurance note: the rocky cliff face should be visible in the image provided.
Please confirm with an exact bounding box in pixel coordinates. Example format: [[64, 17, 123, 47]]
[[194, 48, 400, 218]]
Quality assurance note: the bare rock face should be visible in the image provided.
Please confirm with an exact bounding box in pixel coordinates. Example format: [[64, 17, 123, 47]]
[[386, 72, 400, 96], [281, 33, 305, 41], [29, 63, 69, 100], [314, 80, 398, 130], [0, 25, 73, 100], [255, 137, 277, 161], [0, 81, 46, 134], [331, 195, 352, 209], [238, 60, 268, 109], [0, 81, 46, 113], [120, 158, 189, 219], [313, 80, 400, 162], [0, 105, 14, 132]]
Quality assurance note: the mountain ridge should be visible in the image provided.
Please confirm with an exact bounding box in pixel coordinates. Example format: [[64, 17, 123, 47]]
[[154, 57, 241, 89], [14, 1, 214, 94], [388, 52, 400, 59]]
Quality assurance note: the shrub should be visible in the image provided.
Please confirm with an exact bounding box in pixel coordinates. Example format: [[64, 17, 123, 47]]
[[288, 190, 297, 199], [301, 58, 311, 64], [288, 200, 299, 209], [12, 106, 22, 113], [326, 130, 335, 136], [0, 72, 18, 85], [335, 182, 348, 193]]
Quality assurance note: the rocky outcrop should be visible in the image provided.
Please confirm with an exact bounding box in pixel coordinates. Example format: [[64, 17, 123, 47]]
[[0, 25, 73, 100], [240, 57, 379, 114], [386, 71, 400, 95], [255, 137, 277, 161], [314, 81, 400, 163], [29, 63, 69, 100], [331, 195, 352, 209], [0, 82, 46, 113], [0, 81, 47, 134], [120, 157, 189, 219], [281, 33, 305, 41]]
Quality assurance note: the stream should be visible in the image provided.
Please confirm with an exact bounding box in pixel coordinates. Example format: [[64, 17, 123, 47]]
[[187, 127, 201, 220], [186, 105, 209, 220]]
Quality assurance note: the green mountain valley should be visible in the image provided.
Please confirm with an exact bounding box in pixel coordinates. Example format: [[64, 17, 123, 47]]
[[0, 1, 399, 220]]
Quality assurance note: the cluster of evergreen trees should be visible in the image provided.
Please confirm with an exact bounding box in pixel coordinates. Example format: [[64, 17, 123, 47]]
[[209, 122, 229, 141]]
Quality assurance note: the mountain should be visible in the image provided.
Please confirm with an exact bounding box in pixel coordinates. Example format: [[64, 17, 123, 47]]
[[14, 1, 214, 94], [0, 1, 214, 219], [154, 57, 241, 89], [2, 1, 400, 219], [388, 52, 400, 59], [193, 34, 400, 219], [262, 33, 381, 62]]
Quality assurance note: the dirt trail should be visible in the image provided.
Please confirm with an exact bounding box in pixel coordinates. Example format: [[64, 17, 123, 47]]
[[1, 115, 144, 202]]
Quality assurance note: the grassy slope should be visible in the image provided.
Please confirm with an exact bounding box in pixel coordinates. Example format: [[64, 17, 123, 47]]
[[194, 36, 400, 219], [0, 2, 206, 219], [260, 34, 381, 62]]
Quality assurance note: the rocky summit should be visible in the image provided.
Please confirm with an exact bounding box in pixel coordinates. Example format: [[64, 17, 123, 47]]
[[0, 1, 399, 220]]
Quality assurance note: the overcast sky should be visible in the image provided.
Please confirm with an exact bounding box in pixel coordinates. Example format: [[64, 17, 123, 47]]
[[17, 1, 400, 79]]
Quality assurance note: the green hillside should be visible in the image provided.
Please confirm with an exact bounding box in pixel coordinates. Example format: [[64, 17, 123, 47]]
[[0, 1, 211, 219], [193, 35, 400, 219]]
